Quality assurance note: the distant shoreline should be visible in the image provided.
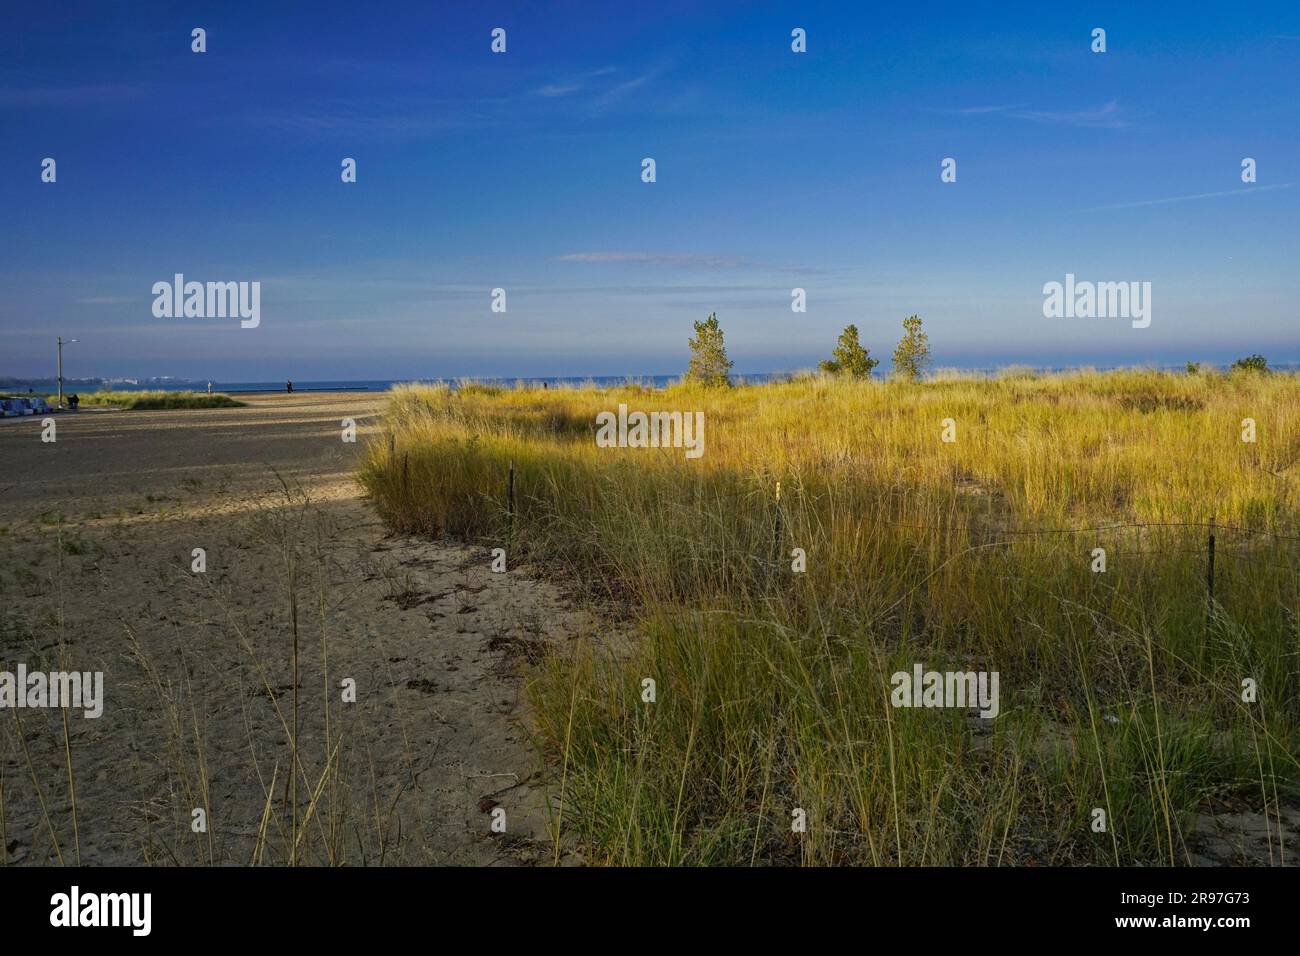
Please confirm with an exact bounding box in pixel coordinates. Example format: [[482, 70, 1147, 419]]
[[6, 363, 1300, 394]]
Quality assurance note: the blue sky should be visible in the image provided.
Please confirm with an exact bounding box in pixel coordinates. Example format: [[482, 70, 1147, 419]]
[[2, 1, 1299, 380]]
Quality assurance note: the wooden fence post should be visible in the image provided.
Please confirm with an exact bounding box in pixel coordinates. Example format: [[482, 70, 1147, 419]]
[[773, 480, 783, 560], [507, 459, 516, 539], [1205, 528, 1216, 632]]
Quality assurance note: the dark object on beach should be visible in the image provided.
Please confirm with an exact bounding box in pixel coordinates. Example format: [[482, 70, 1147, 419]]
[[68, 393, 79, 410], [543, 381, 548, 390], [286, 380, 294, 393]]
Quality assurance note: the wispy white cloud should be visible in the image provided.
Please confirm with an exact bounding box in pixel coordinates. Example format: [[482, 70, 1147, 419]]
[[1010, 100, 1131, 128], [536, 83, 582, 98], [554, 251, 746, 269], [1083, 182, 1296, 212], [531, 67, 616, 98], [243, 65, 647, 136], [553, 251, 834, 276], [950, 103, 1027, 114], [941, 100, 1133, 128], [240, 98, 501, 136], [588, 68, 663, 115]]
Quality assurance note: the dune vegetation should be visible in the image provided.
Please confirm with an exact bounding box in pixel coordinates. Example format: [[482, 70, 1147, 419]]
[[358, 369, 1300, 865], [76, 390, 244, 410]]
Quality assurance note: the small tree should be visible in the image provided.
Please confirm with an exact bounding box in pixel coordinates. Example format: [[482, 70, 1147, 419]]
[[819, 324, 879, 378], [1231, 354, 1268, 373], [685, 312, 733, 387], [892, 314, 932, 381], [1185, 361, 1201, 374]]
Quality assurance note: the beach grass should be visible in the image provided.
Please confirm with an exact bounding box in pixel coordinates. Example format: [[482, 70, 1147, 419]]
[[358, 368, 1300, 865], [75, 390, 244, 410]]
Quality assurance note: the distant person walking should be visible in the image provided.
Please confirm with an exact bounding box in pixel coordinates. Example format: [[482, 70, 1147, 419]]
[[286, 379, 294, 394], [67, 393, 79, 411], [207, 381, 212, 394]]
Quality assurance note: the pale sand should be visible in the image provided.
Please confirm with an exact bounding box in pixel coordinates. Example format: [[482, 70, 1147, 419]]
[[0, 393, 594, 865]]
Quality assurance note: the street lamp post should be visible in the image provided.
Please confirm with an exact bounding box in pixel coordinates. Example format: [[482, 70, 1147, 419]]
[[57, 337, 77, 409]]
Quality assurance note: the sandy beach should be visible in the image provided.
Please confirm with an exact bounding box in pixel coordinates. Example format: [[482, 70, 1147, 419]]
[[0, 393, 593, 865]]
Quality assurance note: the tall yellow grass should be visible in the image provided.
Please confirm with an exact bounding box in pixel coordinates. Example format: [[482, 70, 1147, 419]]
[[360, 370, 1300, 865]]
